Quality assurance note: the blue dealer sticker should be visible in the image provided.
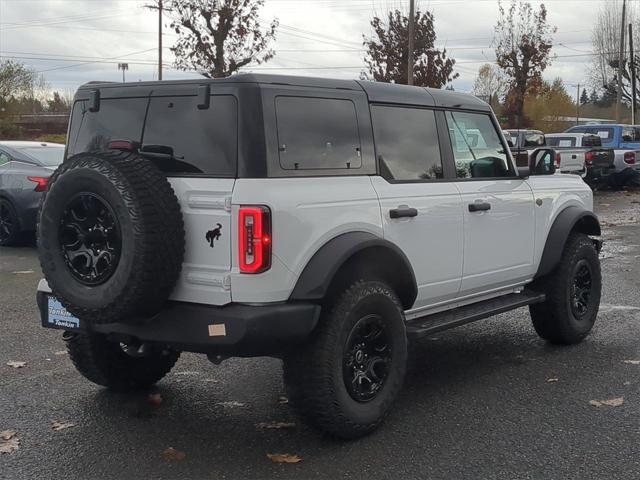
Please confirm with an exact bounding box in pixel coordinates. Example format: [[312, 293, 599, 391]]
[[47, 297, 80, 329]]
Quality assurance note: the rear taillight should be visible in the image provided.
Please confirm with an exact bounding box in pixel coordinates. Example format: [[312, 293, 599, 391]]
[[585, 152, 594, 165], [238, 206, 271, 274], [624, 151, 636, 165], [27, 176, 48, 192], [555, 153, 561, 167]]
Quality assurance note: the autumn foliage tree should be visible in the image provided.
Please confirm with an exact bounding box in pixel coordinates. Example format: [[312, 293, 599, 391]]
[[494, 0, 555, 127], [153, 0, 278, 78], [524, 78, 575, 131], [364, 9, 458, 88]]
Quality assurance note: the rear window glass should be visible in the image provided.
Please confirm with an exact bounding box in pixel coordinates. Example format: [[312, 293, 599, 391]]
[[371, 105, 443, 181], [546, 137, 576, 147], [275, 96, 362, 170], [143, 95, 237, 176], [585, 128, 614, 142], [70, 98, 147, 156]]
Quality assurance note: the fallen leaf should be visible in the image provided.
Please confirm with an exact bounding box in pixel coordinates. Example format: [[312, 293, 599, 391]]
[[589, 397, 624, 408], [267, 453, 302, 464], [277, 396, 289, 405], [54, 351, 68, 356], [147, 393, 163, 406], [6, 361, 26, 368], [0, 430, 16, 441], [624, 381, 632, 386], [0, 437, 19, 454], [162, 447, 186, 462], [11, 270, 34, 275], [546, 378, 559, 383], [215, 401, 245, 408], [51, 420, 75, 431], [622, 360, 640, 365], [255, 421, 296, 430]]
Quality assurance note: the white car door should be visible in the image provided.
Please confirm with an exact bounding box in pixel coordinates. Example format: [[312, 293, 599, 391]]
[[370, 105, 463, 309], [445, 110, 536, 296]]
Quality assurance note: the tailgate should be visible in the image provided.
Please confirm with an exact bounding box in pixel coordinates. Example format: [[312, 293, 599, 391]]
[[168, 178, 235, 306], [589, 148, 614, 168], [558, 149, 584, 171]]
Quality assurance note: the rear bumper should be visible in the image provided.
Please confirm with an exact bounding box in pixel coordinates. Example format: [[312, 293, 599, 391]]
[[37, 290, 321, 357]]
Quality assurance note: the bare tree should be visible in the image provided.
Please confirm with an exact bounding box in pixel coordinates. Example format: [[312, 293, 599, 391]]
[[471, 64, 507, 105], [590, 0, 639, 104], [150, 0, 278, 78], [494, 0, 556, 126]]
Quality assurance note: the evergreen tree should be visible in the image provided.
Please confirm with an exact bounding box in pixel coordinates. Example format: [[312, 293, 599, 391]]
[[580, 88, 589, 105]]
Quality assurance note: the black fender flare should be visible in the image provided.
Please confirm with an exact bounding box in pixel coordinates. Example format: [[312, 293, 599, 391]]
[[289, 231, 417, 309], [535, 206, 601, 278]]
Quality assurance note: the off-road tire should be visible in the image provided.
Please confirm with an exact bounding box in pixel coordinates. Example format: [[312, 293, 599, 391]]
[[283, 280, 407, 439], [38, 151, 184, 324], [0, 198, 24, 247], [530, 233, 601, 345], [66, 332, 180, 391]]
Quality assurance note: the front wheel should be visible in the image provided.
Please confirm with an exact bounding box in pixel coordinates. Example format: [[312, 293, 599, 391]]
[[530, 233, 601, 345], [66, 332, 180, 391], [283, 280, 407, 439]]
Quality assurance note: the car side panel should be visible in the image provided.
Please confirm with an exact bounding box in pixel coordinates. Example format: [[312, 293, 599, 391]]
[[526, 174, 594, 272], [230, 177, 383, 303]]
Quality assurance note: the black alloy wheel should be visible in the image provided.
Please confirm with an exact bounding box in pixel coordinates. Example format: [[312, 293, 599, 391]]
[[59, 192, 121, 286], [343, 314, 392, 403], [570, 260, 593, 320]]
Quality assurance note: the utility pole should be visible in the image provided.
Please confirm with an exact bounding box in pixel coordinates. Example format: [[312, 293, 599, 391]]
[[616, 0, 626, 122], [158, 0, 163, 81], [407, 0, 415, 85], [630, 22, 637, 124], [118, 63, 129, 83], [575, 83, 580, 125]]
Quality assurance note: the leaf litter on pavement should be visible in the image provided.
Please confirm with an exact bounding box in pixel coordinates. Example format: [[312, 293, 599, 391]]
[[267, 453, 302, 464], [6, 361, 27, 368], [255, 421, 296, 430], [0, 430, 20, 454], [589, 397, 625, 408], [162, 447, 186, 462], [51, 420, 76, 431], [622, 359, 640, 365]]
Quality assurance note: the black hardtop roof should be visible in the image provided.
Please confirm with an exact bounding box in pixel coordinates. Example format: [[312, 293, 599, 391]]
[[78, 73, 490, 111]]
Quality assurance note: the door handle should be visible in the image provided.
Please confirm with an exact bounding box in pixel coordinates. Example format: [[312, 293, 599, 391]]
[[389, 206, 418, 219], [468, 202, 491, 212]]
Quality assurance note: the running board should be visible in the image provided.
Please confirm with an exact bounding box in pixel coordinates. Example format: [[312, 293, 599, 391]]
[[406, 290, 546, 339]]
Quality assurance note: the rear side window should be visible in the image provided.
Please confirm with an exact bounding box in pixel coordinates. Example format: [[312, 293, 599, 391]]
[[275, 96, 362, 170], [446, 111, 511, 179], [371, 105, 443, 181], [585, 128, 614, 143], [70, 98, 147, 156], [143, 95, 237, 176]]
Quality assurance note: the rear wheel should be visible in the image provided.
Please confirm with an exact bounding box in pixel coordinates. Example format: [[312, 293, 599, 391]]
[[283, 280, 407, 439], [530, 233, 601, 345], [0, 199, 23, 246], [66, 332, 180, 391]]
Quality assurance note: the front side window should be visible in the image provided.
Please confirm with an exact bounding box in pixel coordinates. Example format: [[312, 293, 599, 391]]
[[446, 111, 511, 179], [371, 105, 443, 181], [275, 96, 361, 170]]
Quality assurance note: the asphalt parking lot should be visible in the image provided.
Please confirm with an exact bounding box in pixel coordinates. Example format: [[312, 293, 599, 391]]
[[1, 190, 640, 480]]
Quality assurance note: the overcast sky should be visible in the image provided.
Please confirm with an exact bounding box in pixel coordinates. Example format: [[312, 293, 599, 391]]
[[0, 0, 603, 99]]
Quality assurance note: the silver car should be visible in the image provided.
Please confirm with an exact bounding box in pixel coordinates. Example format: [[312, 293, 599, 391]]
[[0, 141, 65, 246]]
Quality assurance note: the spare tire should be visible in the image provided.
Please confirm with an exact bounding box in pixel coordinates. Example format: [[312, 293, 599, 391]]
[[38, 151, 184, 325]]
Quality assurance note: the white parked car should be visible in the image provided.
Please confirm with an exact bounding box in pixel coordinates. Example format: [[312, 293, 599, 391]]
[[545, 133, 615, 181]]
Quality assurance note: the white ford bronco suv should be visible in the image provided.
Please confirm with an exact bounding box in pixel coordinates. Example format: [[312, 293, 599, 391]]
[[36, 75, 602, 439]]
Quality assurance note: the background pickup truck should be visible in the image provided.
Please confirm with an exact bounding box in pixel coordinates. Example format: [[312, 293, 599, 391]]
[[546, 133, 615, 181], [565, 124, 640, 174], [504, 129, 545, 167]]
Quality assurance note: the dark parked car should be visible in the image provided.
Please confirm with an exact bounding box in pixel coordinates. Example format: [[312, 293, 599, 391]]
[[0, 141, 65, 246]]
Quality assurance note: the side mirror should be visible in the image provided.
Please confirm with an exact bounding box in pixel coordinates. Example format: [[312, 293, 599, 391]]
[[529, 148, 556, 175]]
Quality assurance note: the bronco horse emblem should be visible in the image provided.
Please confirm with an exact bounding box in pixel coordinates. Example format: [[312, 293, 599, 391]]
[[205, 223, 222, 248]]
